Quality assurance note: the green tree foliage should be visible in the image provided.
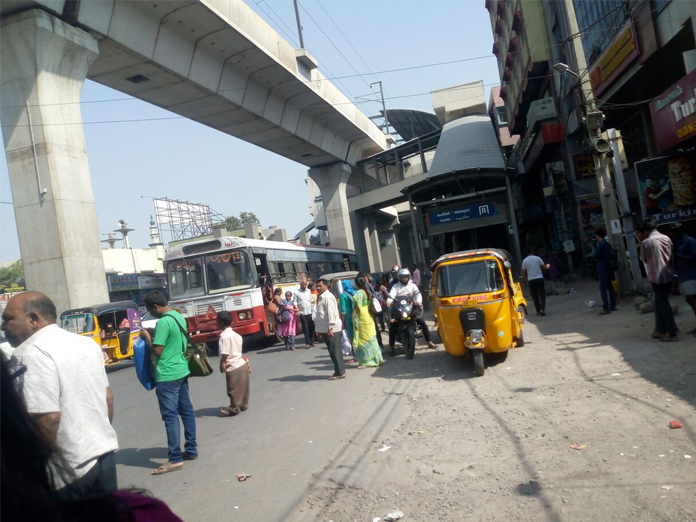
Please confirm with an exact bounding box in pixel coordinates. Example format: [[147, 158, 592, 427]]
[[0, 261, 24, 290], [214, 212, 261, 231]]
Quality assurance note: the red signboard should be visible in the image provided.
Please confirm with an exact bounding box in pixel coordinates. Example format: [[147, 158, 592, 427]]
[[650, 68, 696, 153], [589, 21, 639, 97]]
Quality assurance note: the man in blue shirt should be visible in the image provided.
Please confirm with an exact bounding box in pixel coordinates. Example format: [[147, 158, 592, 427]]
[[672, 225, 696, 335], [593, 229, 616, 315]]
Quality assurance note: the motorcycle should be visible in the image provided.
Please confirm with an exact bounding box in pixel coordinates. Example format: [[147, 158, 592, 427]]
[[389, 296, 418, 359]]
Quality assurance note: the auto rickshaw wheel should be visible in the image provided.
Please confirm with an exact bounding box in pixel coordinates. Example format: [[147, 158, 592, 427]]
[[472, 350, 485, 376], [404, 327, 416, 359], [515, 329, 525, 347]]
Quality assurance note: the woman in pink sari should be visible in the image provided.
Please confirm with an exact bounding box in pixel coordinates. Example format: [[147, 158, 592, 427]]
[[277, 291, 298, 350]]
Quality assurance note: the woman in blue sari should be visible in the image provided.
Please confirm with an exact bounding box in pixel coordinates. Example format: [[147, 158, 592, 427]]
[[338, 279, 356, 363]]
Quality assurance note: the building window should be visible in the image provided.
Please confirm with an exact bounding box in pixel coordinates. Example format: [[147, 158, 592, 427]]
[[496, 107, 508, 126], [572, 0, 627, 65]]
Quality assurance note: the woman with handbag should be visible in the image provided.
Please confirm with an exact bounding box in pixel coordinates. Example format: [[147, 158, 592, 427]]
[[277, 291, 298, 350], [352, 274, 385, 368]]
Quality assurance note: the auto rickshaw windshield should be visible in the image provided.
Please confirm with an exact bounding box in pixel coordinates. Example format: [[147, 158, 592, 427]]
[[61, 313, 95, 334], [437, 260, 505, 297]]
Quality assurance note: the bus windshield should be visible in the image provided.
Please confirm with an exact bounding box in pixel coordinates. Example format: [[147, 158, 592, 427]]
[[204, 250, 255, 293], [168, 258, 206, 299]]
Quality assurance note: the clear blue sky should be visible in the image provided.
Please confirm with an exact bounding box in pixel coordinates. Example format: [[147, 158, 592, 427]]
[[0, 0, 499, 261]]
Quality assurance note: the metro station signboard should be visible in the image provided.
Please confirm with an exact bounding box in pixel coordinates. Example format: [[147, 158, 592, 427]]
[[650, 68, 696, 152], [426, 203, 498, 227], [589, 21, 639, 97]]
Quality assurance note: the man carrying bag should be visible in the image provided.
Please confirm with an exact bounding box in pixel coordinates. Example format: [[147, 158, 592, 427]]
[[140, 291, 199, 475]]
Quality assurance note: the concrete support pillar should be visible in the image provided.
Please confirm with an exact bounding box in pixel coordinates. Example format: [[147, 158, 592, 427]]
[[1, 10, 107, 313], [362, 217, 383, 272], [307, 162, 354, 250], [380, 230, 400, 270]]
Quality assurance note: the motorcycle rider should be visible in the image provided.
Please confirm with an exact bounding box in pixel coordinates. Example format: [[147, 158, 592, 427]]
[[387, 268, 437, 350], [387, 264, 401, 292]]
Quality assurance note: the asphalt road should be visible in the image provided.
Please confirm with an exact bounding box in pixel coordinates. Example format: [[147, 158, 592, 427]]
[[108, 333, 411, 521]]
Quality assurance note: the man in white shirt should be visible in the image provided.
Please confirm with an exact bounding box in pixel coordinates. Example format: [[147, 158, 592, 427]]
[[387, 269, 437, 349], [313, 278, 345, 380], [521, 248, 550, 316], [411, 264, 422, 289], [1, 292, 118, 499], [217, 311, 250, 416], [294, 277, 315, 348]]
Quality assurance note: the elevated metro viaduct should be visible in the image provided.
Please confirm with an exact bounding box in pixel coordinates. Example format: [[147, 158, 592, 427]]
[[0, 0, 387, 313]]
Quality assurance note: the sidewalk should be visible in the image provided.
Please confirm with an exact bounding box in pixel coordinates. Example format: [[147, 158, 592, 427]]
[[292, 279, 696, 522]]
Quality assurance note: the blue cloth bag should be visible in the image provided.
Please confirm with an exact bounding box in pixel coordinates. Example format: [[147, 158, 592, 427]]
[[133, 337, 156, 391]]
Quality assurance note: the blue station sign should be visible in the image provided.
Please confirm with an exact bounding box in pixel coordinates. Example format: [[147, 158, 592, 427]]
[[426, 203, 498, 227]]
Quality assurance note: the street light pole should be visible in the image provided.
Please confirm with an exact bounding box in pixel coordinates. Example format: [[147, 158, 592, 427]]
[[292, 0, 305, 48], [370, 81, 389, 134], [553, 63, 632, 295]]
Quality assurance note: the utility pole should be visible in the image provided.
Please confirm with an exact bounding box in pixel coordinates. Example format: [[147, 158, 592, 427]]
[[553, 63, 632, 295], [370, 81, 389, 134], [292, 0, 304, 48]]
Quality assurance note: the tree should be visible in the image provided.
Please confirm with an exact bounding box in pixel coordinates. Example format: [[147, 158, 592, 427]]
[[214, 212, 261, 231], [0, 261, 24, 291]]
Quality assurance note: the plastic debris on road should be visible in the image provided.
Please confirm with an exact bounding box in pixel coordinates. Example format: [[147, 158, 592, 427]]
[[378, 445, 391, 452], [685, 455, 692, 459], [610, 373, 621, 376], [661, 485, 673, 490], [373, 518, 382, 522], [569, 443, 587, 450], [384, 510, 405, 521], [587, 300, 596, 308], [669, 420, 682, 429], [659, 454, 666, 457], [235, 473, 251, 482]]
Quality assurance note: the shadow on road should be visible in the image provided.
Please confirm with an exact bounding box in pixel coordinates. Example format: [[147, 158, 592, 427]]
[[194, 407, 228, 417], [105, 361, 135, 374], [115, 447, 168, 469], [268, 374, 331, 382]]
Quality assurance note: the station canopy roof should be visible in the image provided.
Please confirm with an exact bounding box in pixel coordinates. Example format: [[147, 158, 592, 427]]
[[382, 109, 441, 142]]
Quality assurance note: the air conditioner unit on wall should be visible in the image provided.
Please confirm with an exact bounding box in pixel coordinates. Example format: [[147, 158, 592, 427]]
[[526, 98, 557, 131]]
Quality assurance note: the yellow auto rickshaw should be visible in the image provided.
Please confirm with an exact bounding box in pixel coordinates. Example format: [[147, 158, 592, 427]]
[[430, 249, 527, 376], [60, 300, 144, 364]]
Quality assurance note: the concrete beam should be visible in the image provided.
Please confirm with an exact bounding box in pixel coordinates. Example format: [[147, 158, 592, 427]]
[[0, 9, 109, 313]]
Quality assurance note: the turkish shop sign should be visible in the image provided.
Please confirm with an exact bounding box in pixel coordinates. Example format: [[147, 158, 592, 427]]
[[589, 21, 639, 97], [426, 203, 498, 227], [635, 150, 696, 224], [650, 68, 696, 152]]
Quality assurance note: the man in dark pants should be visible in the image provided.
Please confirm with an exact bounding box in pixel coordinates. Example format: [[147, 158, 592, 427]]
[[636, 219, 678, 342], [593, 228, 617, 315], [522, 248, 550, 316], [314, 279, 346, 380], [294, 277, 315, 348], [140, 291, 198, 475]]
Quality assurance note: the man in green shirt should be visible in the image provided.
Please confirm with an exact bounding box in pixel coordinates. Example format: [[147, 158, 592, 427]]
[[140, 291, 198, 475]]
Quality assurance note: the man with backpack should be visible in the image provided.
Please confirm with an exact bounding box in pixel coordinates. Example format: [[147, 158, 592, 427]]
[[593, 228, 617, 315], [140, 291, 198, 475]]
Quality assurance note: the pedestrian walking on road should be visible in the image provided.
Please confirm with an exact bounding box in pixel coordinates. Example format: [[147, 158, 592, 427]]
[[373, 280, 388, 332], [411, 264, 422, 290], [217, 312, 250, 417], [1, 292, 119, 499], [353, 274, 385, 368], [295, 277, 315, 348], [339, 280, 357, 363], [0, 356, 184, 522], [522, 248, 550, 316], [314, 278, 345, 380], [277, 291, 298, 350], [140, 291, 198, 475], [593, 228, 617, 315], [636, 219, 678, 342], [671, 224, 696, 335]]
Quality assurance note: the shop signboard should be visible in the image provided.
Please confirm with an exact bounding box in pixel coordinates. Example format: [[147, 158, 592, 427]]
[[577, 193, 605, 256], [425, 203, 498, 227], [649, 68, 696, 152], [139, 275, 167, 290], [589, 21, 639, 97], [107, 274, 139, 292], [635, 150, 696, 224], [573, 154, 595, 179]]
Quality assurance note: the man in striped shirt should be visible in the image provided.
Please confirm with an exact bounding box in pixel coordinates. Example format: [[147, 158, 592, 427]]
[[636, 219, 678, 342]]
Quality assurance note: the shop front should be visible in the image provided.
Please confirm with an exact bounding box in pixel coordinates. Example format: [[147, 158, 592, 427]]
[[107, 273, 168, 307]]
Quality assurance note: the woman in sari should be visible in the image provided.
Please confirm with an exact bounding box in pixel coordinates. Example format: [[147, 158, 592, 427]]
[[352, 274, 385, 368], [278, 291, 297, 350], [338, 279, 357, 363]]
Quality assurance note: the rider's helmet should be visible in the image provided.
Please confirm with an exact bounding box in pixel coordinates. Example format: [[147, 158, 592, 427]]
[[397, 268, 411, 285], [391, 264, 400, 279]]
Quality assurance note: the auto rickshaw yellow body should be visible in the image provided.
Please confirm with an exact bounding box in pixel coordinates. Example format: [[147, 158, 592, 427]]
[[60, 300, 143, 364], [430, 249, 527, 375]]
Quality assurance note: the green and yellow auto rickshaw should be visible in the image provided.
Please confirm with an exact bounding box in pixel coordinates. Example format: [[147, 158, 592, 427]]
[[60, 300, 143, 364]]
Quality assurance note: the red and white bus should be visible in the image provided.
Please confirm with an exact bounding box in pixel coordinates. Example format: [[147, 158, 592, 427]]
[[165, 236, 359, 344]]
